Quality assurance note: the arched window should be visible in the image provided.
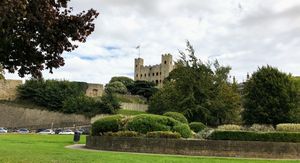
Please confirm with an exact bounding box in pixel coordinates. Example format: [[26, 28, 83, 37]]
[[164, 61, 167, 64]]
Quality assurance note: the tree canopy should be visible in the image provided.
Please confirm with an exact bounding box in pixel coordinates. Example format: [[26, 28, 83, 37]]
[[0, 0, 99, 78], [148, 41, 241, 126], [242, 66, 299, 125]]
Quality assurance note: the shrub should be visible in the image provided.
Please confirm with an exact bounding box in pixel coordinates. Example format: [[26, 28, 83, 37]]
[[146, 131, 181, 139], [17, 79, 88, 110], [248, 124, 275, 132], [126, 114, 180, 134], [105, 131, 139, 137], [163, 112, 188, 124], [173, 124, 192, 138], [217, 124, 241, 131], [91, 115, 124, 136], [276, 123, 300, 132], [189, 122, 206, 133], [208, 130, 300, 142]]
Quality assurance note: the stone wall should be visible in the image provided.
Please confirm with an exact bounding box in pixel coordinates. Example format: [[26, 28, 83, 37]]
[[86, 136, 300, 159], [120, 102, 148, 112], [0, 103, 90, 129], [85, 83, 104, 97], [0, 79, 22, 100]]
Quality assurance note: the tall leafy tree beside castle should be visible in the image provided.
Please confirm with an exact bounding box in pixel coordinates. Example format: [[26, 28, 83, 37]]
[[242, 66, 299, 125], [0, 0, 99, 78], [149, 41, 241, 126]]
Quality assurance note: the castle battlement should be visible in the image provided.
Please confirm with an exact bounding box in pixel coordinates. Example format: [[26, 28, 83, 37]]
[[134, 54, 174, 87]]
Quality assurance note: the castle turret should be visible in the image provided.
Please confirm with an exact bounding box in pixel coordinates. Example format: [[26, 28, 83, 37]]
[[134, 58, 144, 80], [161, 54, 173, 80]]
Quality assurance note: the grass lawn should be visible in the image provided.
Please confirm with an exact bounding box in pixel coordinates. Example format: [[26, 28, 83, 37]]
[[0, 134, 299, 163]]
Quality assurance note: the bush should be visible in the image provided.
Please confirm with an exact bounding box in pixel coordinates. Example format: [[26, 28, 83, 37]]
[[173, 124, 192, 138], [105, 81, 128, 94], [163, 112, 188, 124], [248, 124, 275, 132], [91, 115, 124, 136], [276, 123, 300, 132], [105, 131, 139, 137], [17, 79, 88, 110], [126, 114, 180, 134], [146, 131, 181, 139], [189, 122, 206, 133], [62, 95, 102, 117], [208, 130, 300, 142], [217, 124, 241, 131]]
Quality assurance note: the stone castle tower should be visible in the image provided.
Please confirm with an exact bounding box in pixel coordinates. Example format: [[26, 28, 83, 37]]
[[134, 54, 174, 87]]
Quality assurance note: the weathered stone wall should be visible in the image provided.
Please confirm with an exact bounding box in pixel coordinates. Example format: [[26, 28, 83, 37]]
[[120, 102, 148, 112], [86, 136, 300, 159], [0, 79, 22, 100], [0, 103, 90, 129], [134, 54, 174, 87], [85, 83, 104, 97]]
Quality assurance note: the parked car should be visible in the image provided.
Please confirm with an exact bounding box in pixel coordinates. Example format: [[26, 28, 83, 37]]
[[17, 128, 29, 134], [76, 128, 90, 135], [0, 127, 8, 133], [38, 129, 55, 135], [54, 128, 63, 134], [36, 128, 46, 133], [59, 129, 74, 135]]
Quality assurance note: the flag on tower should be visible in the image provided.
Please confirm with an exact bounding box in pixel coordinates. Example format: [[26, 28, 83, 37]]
[[136, 45, 140, 49]]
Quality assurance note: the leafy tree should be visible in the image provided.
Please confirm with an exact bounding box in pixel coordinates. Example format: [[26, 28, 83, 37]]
[[105, 81, 128, 94], [101, 92, 121, 114], [148, 41, 241, 126], [109, 76, 134, 89], [128, 80, 158, 100], [17, 79, 88, 110], [0, 0, 99, 78], [242, 66, 299, 125]]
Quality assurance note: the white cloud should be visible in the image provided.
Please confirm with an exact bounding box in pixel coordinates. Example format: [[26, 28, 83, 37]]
[[5, 0, 300, 84]]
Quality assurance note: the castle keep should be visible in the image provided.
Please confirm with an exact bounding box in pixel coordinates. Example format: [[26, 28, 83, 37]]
[[134, 54, 174, 87]]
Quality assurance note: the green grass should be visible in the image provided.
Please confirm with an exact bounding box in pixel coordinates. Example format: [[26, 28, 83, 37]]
[[115, 94, 147, 104], [0, 134, 299, 163], [117, 109, 147, 115]]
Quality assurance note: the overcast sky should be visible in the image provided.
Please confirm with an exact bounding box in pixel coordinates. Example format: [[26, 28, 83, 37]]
[[5, 0, 300, 84]]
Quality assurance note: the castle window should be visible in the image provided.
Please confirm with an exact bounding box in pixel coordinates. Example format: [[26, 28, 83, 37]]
[[164, 61, 167, 64], [160, 80, 162, 83], [148, 73, 150, 76], [152, 73, 155, 76], [144, 73, 146, 77], [135, 65, 137, 68], [156, 72, 158, 76], [140, 74, 142, 77], [92, 89, 98, 96], [136, 74, 138, 77], [160, 72, 162, 75], [156, 80, 159, 84]]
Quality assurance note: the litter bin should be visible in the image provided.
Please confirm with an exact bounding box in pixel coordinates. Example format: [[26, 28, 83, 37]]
[[73, 131, 80, 143]]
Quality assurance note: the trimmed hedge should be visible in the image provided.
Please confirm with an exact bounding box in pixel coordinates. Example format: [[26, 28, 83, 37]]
[[126, 114, 180, 134], [146, 131, 181, 139], [163, 112, 188, 124], [276, 123, 300, 132], [217, 124, 241, 131], [91, 115, 124, 136], [105, 131, 139, 137], [189, 122, 206, 133], [208, 130, 300, 142], [173, 124, 192, 138]]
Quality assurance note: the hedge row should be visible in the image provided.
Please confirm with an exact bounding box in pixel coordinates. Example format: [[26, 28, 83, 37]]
[[91, 114, 193, 138], [208, 130, 300, 142]]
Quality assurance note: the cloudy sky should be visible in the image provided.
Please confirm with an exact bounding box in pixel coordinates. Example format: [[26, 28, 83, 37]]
[[5, 0, 300, 84]]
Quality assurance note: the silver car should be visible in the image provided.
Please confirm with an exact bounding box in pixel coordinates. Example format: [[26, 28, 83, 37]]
[[0, 127, 8, 133]]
